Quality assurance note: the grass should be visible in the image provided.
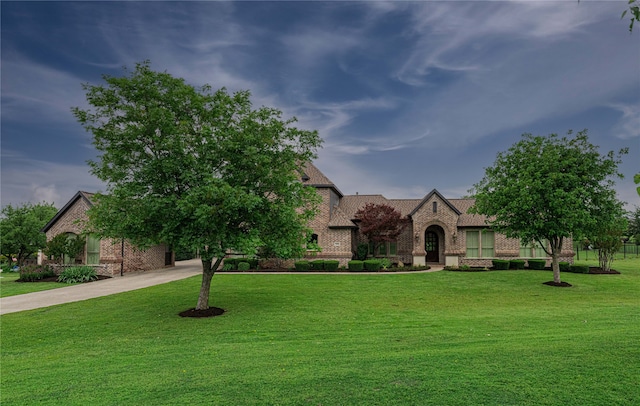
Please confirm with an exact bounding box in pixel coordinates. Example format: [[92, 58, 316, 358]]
[[1, 259, 639, 405], [0, 272, 69, 298]]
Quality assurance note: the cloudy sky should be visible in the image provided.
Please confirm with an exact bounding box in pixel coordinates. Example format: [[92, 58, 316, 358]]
[[2, 1, 639, 211]]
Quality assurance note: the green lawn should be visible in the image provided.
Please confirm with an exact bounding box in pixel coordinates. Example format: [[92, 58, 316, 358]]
[[1, 259, 638, 405], [0, 272, 69, 298]]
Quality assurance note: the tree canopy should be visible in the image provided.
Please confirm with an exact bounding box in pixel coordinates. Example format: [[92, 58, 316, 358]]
[[470, 130, 627, 284], [73, 62, 322, 311], [354, 203, 408, 256], [0, 202, 58, 266]]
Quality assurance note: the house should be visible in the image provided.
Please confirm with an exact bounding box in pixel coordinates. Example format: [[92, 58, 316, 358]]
[[301, 163, 574, 267], [41, 191, 174, 276]]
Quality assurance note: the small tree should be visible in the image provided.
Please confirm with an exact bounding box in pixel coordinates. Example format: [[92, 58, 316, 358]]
[[354, 203, 408, 257], [471, 130, 627, 285], [45, 233, 86, 265], [73, 62, 321, 312], [592, 219, 627, 273], [627, 206, 640, 244], [0, 203, 58, 266]]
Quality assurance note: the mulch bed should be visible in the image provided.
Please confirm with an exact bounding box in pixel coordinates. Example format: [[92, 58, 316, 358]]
[[179, 307, 225, 318], [16, 275, 112, 283], [587, 267, 620, 274]]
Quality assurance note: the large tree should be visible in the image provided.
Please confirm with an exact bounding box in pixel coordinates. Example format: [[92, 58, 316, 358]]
[[73, 62, 322, 311], [0, 202, 58, 266], [470, 130, 627, 285], [354, 203, 408, 256]]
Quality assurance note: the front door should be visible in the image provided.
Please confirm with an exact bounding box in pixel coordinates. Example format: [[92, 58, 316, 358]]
[[425, 231, 439, 263]]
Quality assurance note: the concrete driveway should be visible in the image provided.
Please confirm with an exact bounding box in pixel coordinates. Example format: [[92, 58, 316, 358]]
[[0, 259, 203, 315]]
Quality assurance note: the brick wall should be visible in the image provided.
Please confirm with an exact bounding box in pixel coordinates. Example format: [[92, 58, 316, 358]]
[[44, 197, 173, 276]]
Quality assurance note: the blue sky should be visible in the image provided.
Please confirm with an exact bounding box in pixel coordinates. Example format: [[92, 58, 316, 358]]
[[2, 1, 639, 210]]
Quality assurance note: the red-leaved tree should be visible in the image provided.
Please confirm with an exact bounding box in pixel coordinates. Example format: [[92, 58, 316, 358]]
[[354, 203, 408, 256]]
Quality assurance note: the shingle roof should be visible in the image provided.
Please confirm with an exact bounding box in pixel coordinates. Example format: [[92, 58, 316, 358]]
[[328, 205, 357, 228], [301, 162, 343, 197]]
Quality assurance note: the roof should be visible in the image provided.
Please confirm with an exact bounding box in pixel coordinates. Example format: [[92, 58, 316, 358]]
[[301, 161, 343, 197], [41, 191, 95, 232]]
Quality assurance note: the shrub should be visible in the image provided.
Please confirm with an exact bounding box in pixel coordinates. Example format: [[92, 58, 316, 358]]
[[223, 258, 239, 270], [528, 259, 546, 270], [311, 260, 325, 270], [237, 262, 250, 271], [57, 266, 98, 284], [559, 262, 571, 272], [19, 265, 56, 282], [569, 264, 590, 274], [294, 261, 310, 271], [380, 258, 392, 269], [248, 258, 259, 270], [509, 260, 526, 270], [364, 259, 382, 271], [324, 260, 339, 271], [348, 260, 364, 271], [460, 264, 471, 271], [356, 244, 368, 260], [492, 259, 510, 270]]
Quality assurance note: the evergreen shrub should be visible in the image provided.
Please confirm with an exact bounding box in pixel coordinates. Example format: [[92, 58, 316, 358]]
[[324, 260, 339, 271], [559, 262, 571, 272], [311, 260, 325, 270], [364, 259, 382, 271], [294, 261, 310, 271], [509, 260, 526, 270], [492, 259, 510, 270], [348, 260, 364, 271], [569, 264, 590, 274], [237, 262, 250, 271], [528, 259, 546, 270]]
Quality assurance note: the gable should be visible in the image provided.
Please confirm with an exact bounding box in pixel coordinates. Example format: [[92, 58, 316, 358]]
[[408, 189, 461, 217], [41, 191, 94, 233]]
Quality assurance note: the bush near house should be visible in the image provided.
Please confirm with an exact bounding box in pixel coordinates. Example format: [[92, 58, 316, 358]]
[[311, 260, 325, 270], [509, 260, 526, 270], [324, 260, 339, 271], [237, 262, 250, 271], [57, 266, 98, 284], [364, 259, 382, 271], [348, 260, 364, 271], [18, 265, 56, 282], [294, 261, 310, 271], [492, 259, 510, 270], [569, 264, 590, 274], [559, 262, 571, 272], [528, 259, 546, 270]]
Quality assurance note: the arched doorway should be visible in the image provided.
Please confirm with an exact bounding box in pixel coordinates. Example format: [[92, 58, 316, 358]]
[[425, 225, 445, 263]]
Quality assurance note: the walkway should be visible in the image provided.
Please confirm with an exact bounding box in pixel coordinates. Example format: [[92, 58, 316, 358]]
[[0, 259, 203, 315]]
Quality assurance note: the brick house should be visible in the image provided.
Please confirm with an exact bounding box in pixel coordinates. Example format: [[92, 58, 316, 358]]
[[301, 163, 574, 267], [42, 191, 174, 276]]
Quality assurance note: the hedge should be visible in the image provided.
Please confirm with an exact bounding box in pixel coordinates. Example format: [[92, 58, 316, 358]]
[[237, 262, 250, 271], [559, 262, 571, 272], [364, 259, 382, 271], [348, 260, 364, 271], [509, 260, 526, 270], [569, 264, 590, 274], [324, 260, 340, 271], [528, 259, 546, 270], [492, 259, 510, 270], [294, 261, 310, 271], [311, 260, 325, 270]]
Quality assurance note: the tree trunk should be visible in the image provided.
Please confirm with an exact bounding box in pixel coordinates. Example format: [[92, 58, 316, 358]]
[[195, 257, 223, 310], [551, 237, 563, 284]]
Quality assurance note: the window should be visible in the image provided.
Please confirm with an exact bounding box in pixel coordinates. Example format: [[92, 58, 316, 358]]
[[307, 234, 319, 249], [86, 234, 101, 264], [520, 240, 548, 258], [433, 201, 438, 213], [369, 241, 397, 257], [466, 230, 494, 258]]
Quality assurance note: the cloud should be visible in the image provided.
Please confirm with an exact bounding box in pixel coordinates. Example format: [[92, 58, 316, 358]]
[[1, 151, 104, 209], [608, 103, 640, 139]]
